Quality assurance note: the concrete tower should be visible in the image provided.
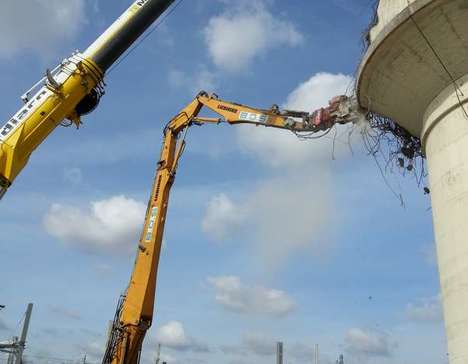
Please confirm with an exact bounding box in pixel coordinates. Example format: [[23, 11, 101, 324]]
[[357, 1, 468, 363]]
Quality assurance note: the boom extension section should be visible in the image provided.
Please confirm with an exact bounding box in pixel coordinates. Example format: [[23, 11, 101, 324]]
[[102, 92, 359, 364]]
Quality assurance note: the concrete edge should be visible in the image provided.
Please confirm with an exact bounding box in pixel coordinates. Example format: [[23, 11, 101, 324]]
[[421, 73, 468, 150], [356, 0, 436, 110]]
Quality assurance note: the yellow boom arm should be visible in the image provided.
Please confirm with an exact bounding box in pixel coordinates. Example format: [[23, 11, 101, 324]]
[[0, 56, 103, 198], [102, 92, 358, 364], [0, 0, 175, 199]]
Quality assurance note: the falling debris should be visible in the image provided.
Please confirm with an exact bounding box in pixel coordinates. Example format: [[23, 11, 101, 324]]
[[363, 112, 427, 188]]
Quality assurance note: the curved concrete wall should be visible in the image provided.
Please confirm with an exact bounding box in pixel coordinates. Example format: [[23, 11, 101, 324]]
[[358, 0, 468, 137], [424, 76, 468, 364], [369, 0, 417, 42], [358, 1, 468, 363]]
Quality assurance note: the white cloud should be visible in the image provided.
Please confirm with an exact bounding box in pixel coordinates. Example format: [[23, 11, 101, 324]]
[[169, 68, 218, 95], [0, 318, 9, 332], [0, 0, 86, 58], [285, 73, 354, 111], [63, 167, 83, 185], [288, 343, 317, 361], [89, 0, 100, 14], [49, 305, 82, 321], [202, 194, 245, 241], [345, 328, 394, 357], [75, 331, 108, 361], [43, 195, 146, 253], [157, 353, 180, 364], [204, 0, 304, 72], [242, 332, 276, 356], [421, 242, 438, 266], [156, 321, 209, 353], [156, 321, 189, 348], [202, 171, 333, 268], [220, 345, 248, 356], [202, 73, 354, 268], [36, 128, 161, 167], [94, 263, 113, 276], [221, 332, 324, 362], [248, 173, 333, 265], [405, 296, 443, 323], [76, 339, 105, 360], [237, 73, 354, 168], [207, 276, 295, 316], [330, 0, 363, 16]]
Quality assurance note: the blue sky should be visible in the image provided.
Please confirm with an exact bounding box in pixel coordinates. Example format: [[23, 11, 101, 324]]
[[0, 1, 446, 364]]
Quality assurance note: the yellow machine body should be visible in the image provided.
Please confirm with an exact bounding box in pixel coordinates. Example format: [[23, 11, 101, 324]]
[[0, 56, 103, 196], [0, 0, 175, 199]]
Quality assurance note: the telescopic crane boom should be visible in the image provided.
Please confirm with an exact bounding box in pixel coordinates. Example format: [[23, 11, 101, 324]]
[[0, 0, 176, 199], [102, 92, 359, 364]]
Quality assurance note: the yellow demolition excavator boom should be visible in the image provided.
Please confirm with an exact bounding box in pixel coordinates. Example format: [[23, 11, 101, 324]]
[[102, 92, 360, 364]]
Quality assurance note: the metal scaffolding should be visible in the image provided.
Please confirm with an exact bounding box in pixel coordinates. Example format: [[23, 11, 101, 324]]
[[0, 304, 33, 364]]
